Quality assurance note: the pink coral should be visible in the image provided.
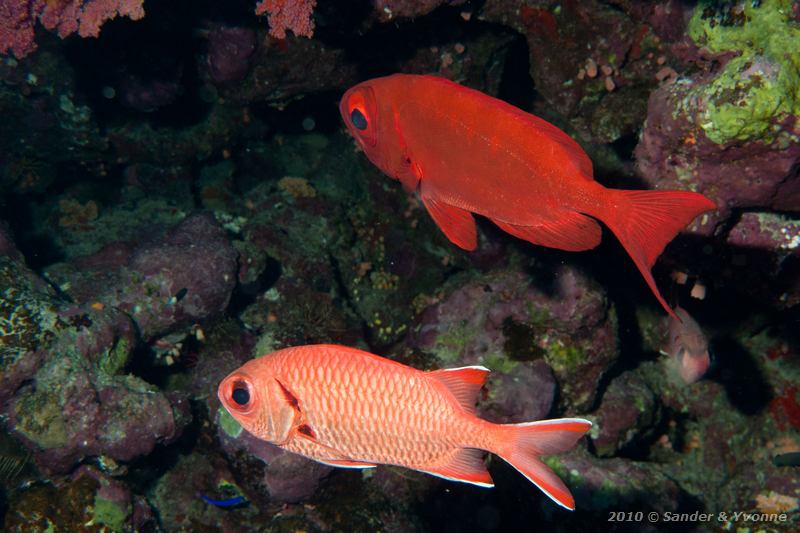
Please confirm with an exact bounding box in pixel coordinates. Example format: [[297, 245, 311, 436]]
[[0, 0, 145, 59], [255, 0, 316, 39], [0, 0, 39, 58]]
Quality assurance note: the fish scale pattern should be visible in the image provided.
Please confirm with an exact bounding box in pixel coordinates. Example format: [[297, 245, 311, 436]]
[[274, 345, 481, 468]]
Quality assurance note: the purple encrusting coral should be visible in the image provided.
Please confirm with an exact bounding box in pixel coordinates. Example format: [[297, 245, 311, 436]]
[[45, 212, 238, 340], [206, 26, 258, 84], [1, 0, 799, 531], [0, 224, 191, 475], [409, 265, 617, 412]]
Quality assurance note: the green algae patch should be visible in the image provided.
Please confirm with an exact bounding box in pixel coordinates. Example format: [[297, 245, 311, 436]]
[[0, 259, 60, 367], [98, 337, 131, 376], [483, 351, 519, 374], [92, 495, 130, 532], [429, 320, 472, 366], [14, 389, 69, 449], [252, 331, 279, 358], [688, 0, 800, 144], [219, 408, 243, 438], [543, 341, 586, 374]]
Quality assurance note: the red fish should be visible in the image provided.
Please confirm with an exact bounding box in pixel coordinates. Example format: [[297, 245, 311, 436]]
[[660, 306, 710, 384], [339, 74, 716, 319], [218, 344, 592, 509]]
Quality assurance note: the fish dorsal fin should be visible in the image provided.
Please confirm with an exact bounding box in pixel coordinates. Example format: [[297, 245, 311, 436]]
[[427, 365, 489, 414], [492, 211, 601, 252], [422, 447, 494, 488], [420, 195, 478, 251]]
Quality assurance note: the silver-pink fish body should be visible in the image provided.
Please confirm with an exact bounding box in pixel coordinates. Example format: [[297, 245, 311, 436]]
[[663, 307, 710, 384]]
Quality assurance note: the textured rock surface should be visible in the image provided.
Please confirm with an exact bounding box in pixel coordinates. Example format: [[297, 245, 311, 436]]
[[44, 212, 238, 341], [410, 266, 617, 412], [590, 371, 662, 457]]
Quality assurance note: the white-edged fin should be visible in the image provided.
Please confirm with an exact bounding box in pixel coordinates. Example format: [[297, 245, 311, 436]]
[[423, 470, 495, 488], [427, 366, 490, 414], [504, 418, 593, 455], [505, 458, 574, 510], [495, 418, 592, 510], [315, 458, 377, 469], [420, 447, 493, 487]]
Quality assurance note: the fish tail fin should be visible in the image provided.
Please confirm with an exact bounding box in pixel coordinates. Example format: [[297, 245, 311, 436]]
[[493, 418, 591, 510], [601, 189, 715, 319]]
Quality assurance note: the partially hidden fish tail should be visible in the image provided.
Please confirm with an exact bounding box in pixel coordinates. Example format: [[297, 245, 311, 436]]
[[493, 418, 592, 510], [600, 189, 716, 319]]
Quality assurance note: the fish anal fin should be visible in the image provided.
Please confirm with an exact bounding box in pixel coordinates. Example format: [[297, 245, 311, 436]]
[[315, 458, 377, 469], [493, 211, 601, 252], [423, 448, 493, 488], [421, 195, 477, 251], [427, 366, 489, 414]]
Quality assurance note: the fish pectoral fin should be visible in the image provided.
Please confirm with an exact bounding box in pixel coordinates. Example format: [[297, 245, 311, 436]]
[[315, 458, 377, 469], [492, 211, 601, 252], [295, 423, 317, 440], [275, 378, 303, 413], [427, 366, 489, 415], [420, 195, 477, 251], [422, 448, 494, 488]]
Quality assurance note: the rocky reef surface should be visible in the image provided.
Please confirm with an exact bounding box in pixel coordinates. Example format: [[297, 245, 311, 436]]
[[1, 1, 798, 531]]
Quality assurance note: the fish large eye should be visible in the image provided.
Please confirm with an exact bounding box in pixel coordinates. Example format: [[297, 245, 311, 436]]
[[228, 379, 253, 411], [351, 108, 368, 130], [232, 383, 250, 405], [340, 85, 377, 147]]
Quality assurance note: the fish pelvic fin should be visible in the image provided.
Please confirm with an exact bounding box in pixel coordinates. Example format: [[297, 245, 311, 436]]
[[493, 418, 592, 511], [421, 447, 494, 488], [427, 365, 490, 415], [601, 189, 715, 320], [420, 195, 477, 251]]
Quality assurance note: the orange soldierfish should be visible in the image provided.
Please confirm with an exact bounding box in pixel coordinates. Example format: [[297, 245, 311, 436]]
[[339, 74, 716, 319], [218, 344, 592, 510]]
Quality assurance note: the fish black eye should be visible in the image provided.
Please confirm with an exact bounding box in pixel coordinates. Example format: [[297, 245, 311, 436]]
[[232, 383, 250, 406], [351, 108, 368, 130]]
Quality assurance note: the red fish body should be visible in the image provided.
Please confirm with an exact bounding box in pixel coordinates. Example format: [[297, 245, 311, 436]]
[[339, 74, 716, 318], [218, 344, 591, 509]]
